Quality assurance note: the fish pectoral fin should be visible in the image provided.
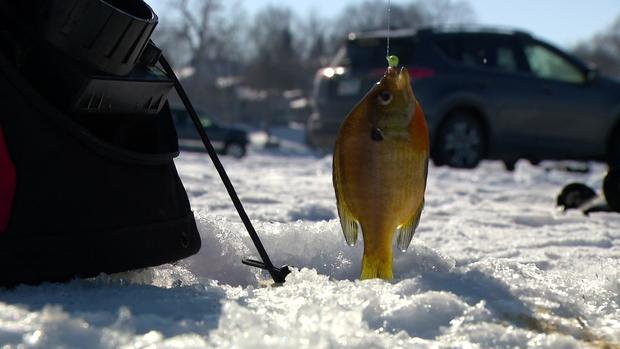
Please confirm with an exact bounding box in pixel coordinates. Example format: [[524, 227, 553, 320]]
[[337, 201, 359, 246], [397, 199, 424, 251]]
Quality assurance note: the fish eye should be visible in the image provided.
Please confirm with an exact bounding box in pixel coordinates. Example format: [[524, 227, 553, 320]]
[[377, 91, 392, 105]]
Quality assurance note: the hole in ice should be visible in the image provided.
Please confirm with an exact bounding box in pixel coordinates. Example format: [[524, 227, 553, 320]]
[[184, 215, 456, 286]]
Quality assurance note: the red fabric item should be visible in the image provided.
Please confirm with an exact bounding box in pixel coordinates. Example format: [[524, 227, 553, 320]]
[[0, 126, 16, 232]]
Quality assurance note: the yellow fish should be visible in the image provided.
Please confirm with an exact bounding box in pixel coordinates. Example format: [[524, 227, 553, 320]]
[[333, 66, 429, 280]]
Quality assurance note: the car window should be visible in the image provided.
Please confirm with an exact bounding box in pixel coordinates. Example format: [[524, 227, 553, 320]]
[[172, 109, 213, 128], [523, 44, 584, 83], [496, 46, 517, 72], [435, 37, 460, 62], [435, 35, 519, 73], [460, 38, 490, 67]]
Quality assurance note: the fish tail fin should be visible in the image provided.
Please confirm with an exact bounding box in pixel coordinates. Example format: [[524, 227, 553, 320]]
[[361, 252, 393, 280]]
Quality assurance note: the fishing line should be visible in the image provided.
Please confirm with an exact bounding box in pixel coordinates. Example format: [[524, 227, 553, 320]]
[[386, 0, 391, 59]]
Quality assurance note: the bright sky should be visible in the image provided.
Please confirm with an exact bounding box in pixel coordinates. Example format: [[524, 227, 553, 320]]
[[147, 0, 619, 48]]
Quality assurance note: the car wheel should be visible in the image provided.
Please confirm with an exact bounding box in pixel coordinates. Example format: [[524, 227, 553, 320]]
[[224, 142, 246, 158], [435, 112, 486, 169], [607, 128, 620, 168]]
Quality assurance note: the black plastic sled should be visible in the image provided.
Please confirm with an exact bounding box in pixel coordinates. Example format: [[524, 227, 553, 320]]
[[0, 0, 201, 287]]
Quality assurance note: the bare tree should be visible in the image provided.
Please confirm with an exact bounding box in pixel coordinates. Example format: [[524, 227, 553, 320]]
[[416, 0, 476, 27], [161, 0, 245, 81], [297, 12, 328, 61], [335, 0, 411, 34], [573, 14, 620, 78], [151, 0, 247, 119], [333, 0, 474, 36], [296, 11, 331, 89], [327, 0, 475, 56], [244, 6, 304, 90]]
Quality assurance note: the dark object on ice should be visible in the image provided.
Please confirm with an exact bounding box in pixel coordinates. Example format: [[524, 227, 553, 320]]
[[159, 56, 291, 284], [603, 167, 620, 212], [556, 183, 597, 210], [0, 0, 200, 287], [557, 169, 620, 215], [170, 107, 249, 158], [309, 27, 620, 170]]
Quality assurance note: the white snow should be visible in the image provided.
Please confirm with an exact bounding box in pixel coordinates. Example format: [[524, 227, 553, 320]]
[[1, 134, 620, 348]]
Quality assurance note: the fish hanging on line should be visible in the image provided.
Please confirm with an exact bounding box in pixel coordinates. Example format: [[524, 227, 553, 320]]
[[333, 55, 429, 280]]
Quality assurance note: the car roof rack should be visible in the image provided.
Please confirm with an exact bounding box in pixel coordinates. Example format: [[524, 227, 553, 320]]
[[347, 25, 532, 41], [427, 24, 533, 37], [348, 28, 419, 41]]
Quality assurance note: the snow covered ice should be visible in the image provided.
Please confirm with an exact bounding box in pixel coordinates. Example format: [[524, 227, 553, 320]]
[[2, 134, 620, 348]]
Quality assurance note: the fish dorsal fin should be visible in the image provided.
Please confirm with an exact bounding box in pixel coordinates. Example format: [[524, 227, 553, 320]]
[[397, 199, 424, 251]]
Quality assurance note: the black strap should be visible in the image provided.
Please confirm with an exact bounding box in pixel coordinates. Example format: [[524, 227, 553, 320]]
[[158, 54, 290, 284]]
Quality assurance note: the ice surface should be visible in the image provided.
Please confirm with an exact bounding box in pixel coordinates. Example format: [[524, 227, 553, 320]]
[[1, 140, 620, 348]]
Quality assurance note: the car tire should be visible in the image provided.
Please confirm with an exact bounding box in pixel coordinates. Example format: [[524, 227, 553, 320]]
[[434, 112, 486, 169], [607, 127, 620, 168], [224, 142, 246, 158]]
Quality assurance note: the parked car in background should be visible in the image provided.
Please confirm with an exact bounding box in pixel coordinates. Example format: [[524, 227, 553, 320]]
[[308, 27, 620, 169], [171, 107, 249, 158]]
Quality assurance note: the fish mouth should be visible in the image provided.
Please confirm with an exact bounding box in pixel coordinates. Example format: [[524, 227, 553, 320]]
[[382, 67, 410, 91], [397, 67, 410, 90]]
